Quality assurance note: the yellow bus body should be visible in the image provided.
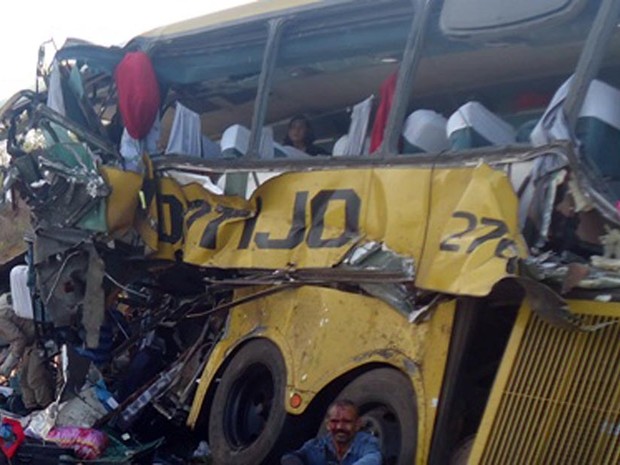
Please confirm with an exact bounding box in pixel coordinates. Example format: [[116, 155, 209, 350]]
[[187, 286, 457, 464]]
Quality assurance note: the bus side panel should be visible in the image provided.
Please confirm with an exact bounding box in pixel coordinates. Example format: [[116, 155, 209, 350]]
[[416, 163, 525, 296], [187, 286, 456, 463]]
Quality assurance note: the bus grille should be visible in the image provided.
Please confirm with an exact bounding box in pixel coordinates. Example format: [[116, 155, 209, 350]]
[[480, 313, 620, 465]]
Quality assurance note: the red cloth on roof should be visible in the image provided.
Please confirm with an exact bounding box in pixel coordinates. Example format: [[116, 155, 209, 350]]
[[369, 71, 398, 153], [114, 51, 160, 140]]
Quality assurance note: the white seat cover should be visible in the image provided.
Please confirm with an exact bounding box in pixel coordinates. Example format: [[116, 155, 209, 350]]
[[403, 109, 449, 153], [447, 101, 516, 146]]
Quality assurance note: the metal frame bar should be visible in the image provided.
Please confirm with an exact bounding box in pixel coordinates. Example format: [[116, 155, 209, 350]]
[[380, 0, 434, 155], [563, 0, 620, 131], [154, 143, 557, 173], [247, 17, 287, 158]]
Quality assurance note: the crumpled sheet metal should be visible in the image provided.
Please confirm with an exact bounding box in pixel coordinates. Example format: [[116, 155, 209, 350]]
[[207, 241, 419, 317], [516, 276, 617, 332], [523, 254, 620, 292], [82, 246, 105, 348], [137, 163, 523, 298], [25, 346, 110, 439], [34, 232, 104, 348], [518, 152, 569, 251], [340, 241, 415, 316], [416, 163, 526, 296], [14, 140, 110, 233], [35, 243, 88, 325]]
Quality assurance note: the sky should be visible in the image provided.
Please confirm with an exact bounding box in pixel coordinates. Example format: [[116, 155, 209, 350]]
[[0, 0, 255, 100]]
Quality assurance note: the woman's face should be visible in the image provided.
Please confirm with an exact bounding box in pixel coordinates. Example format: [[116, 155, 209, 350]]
[[288, 119, 308, 146]]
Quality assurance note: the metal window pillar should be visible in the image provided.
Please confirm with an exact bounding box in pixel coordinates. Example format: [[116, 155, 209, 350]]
[[380, 0, 434, 156], [563, 0, 620, 132], [247, 17, 287, 158]]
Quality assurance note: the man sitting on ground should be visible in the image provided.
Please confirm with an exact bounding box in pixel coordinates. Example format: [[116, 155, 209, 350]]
[[281, 399, 382, 465]]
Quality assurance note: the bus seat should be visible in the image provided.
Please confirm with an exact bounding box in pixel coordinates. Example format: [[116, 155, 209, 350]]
[[165, 102, 202, 157], [333, 96, 374, 156], [201, 135, 222, 158], [529, 78, 572, 145], [530, 78, 620, 196], [220, 124, 248, 158], [575, 80, 620, 184], [447, 101, 516, 149], [220, 124, 276, 158], [515, 119, 539, 143], [347, 96, 374, 155], [332, 135, 349, 156], [402, 110, 449, 154], [332, 134, 371, 156]]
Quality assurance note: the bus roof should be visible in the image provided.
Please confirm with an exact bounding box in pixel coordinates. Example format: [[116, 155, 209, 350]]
[[52, 0, 618, 141], [58, 0, 416, 88], [137, 0, 328, 41]]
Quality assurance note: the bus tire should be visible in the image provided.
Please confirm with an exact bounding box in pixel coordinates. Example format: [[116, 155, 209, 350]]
[[208, 339, 287, 465], [335, 367, 417, 465]]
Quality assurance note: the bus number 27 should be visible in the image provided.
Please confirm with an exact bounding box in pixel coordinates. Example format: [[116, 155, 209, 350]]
[[439, 211, 516, 258]]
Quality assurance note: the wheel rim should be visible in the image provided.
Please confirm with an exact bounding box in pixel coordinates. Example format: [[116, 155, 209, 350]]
[[223, 363, 275, 449], [360, 405, 401, 465]]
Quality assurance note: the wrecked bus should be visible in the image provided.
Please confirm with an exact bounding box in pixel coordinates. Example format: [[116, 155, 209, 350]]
[[1, 0, 620, 463]]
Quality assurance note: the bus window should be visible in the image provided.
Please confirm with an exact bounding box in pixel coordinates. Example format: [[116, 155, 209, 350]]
[[263, 0, 412, 156], [148, 19, 270, 144]]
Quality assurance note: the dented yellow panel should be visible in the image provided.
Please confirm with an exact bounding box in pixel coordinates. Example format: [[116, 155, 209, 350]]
[[179, 168, 432, 267], [417, 164, 527, 295], [187, 286, 456, 464], [134, 164, 524, 297], [100, 167, 141, 236]]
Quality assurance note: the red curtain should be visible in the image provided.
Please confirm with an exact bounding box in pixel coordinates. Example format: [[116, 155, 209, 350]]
[[369, 71, 398, 153]]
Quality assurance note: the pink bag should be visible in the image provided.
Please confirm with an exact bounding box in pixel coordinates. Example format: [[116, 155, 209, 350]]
[[47, 426, 108, 459]]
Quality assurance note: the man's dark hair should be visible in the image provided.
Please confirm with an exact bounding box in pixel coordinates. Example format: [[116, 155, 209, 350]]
[[326, 398, 359, 418]]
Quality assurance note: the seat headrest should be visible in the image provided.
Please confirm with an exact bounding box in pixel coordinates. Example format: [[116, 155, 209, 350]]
[[403, 110, 449, 153], [580, 80, 620, 130], [447, 101, 516, 145]]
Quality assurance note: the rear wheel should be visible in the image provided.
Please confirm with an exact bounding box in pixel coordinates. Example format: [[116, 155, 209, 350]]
[[208, 339, 287, 465], [334, 368, 417, 465]]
